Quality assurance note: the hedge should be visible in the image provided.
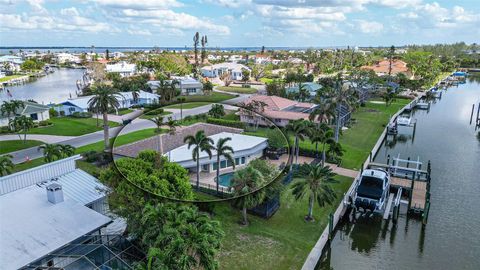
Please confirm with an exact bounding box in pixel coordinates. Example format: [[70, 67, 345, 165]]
[[206, 118, 246, 129]]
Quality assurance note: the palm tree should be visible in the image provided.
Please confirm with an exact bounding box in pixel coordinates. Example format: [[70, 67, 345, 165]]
[[285, 119, 308, 170], [308, 123, 334, 165], [184, 130, 214, 189], [58, 144, 76, 158], [309, 97, 335, 124], [38, 143, 61, 162], [330, 75, 359, 142], [214, 137, 235, 194], [9, 115, 34, 142], [291, 163, 337, 221], [177, 96, 186, 120], [0, 155, 14, 176], [88, 84, 120, 150], [297, 83, 310, 102], [231, 166, 265, 225], [149, 116, 164, 132], [1, 100, 24, 122], [328, 141, 344, 164], [166, 117, 179, 135]]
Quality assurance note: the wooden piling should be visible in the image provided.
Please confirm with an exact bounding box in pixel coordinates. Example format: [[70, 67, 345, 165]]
[[470, 104, 475, 124], [328, 213, 334, 240]]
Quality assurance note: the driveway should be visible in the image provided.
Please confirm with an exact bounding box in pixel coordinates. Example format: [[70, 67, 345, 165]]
[[91, 109, 143, 124]]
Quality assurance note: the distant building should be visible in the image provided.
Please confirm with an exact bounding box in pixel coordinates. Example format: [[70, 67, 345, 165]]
[[148, 76, 204, 95], [239, 95, 317, 127], [0, 155, 112, 269], [56, 90, 159, 115], [105, 61, 137, 77], [254, 54, 271, 64], [361, 59, 412, 77], [56, 53, 80, 64], [286, 82, 322, 98], [0, 55, 23, 72], [0, 101, 50, 127], [200, 62, 251, 80]]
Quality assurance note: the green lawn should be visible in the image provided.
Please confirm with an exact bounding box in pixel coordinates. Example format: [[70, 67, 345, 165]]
[[212, 175, 353, 270], [163, 102, 212, 109], [140, 111, 172, 119], [28, 117, 120, 136], [11, 158, 46, 173], [183, 92, 236, 103], [217, 86, 258, 94], [260, 78, 274, 84], [0, 74, 24, 82], [117, 109, 133, 115], [0, 140, 44, 154]]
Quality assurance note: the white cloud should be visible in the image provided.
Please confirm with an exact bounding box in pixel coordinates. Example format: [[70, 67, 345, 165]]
[[110, 9, 230, 35], [357, 20, 384, 34], [94, 0, 183, 9], [60, 7, 80, 17]]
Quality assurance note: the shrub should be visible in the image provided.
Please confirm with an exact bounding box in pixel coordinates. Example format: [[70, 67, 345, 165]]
[[38, 120, 51, 126], [72, 112, 93, 118], [206, 118, 246, 129], [266, 129, 287, 149], [84, 151, 98, 163], [49, 108, 58, 117], [0, 126, 10, 134]]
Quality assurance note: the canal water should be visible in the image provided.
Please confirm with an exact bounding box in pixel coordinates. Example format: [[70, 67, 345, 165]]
[[321, 75, 480, 269], [0, 68, 84, 104]]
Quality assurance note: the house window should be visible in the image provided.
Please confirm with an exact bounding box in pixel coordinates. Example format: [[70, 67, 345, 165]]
[[275, 119, 281, 123], [30, 113, 38, 120], [213, 162, 218, 170], [69, 107, 76, 112], [186, 88, 197, 93], [221, 160, 227, 169], [241, 157, 246, 164], [227, 159, 233, 167], [202, 164, 209, 171], [235, 158, 240, 165]]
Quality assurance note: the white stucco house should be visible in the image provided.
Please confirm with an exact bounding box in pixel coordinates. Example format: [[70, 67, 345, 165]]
[[55, 90, 159, 116], [200, 62, 251, 81], [56, 53, 80, 64], [166, 132, 268, 173], [105, 61, 137, 77], [0, 55, 24, 72], [0, 101, 50, 127], [148, 77, 204, 95]]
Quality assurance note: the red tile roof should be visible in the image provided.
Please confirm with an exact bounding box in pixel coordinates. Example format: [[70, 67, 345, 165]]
[[361, 59, 410, 75]]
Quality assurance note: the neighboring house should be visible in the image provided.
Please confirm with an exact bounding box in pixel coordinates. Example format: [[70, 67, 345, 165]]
[[56, 53, 80, 64], [0, 155, 113, 269], [200, 62, 251, 80], [166, 132, 268, 174], [148, 77, 204, 95], [0, 55, 24, 72], [286, 82, 322, 98], [361, 59, 412, 77], [239, 95, 317, 127], [55, 90, 159, 116], [254, 54, 271, 64], [0, 101, 50, 127], [105, 61, 137, 77]]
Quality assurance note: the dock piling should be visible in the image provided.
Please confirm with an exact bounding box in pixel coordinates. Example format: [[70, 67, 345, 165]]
[[470, 104, 475, 124]]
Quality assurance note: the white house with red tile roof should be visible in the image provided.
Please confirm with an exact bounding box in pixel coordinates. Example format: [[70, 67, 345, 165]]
[[239, 95, 317, 127]]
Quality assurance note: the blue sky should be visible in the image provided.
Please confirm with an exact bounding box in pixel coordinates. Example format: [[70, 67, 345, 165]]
[[0, 0, 479, 47]]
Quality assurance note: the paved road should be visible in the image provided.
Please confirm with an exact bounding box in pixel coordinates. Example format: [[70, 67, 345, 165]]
[[0, 134, 75, 144], [6, 95, 250, 164]]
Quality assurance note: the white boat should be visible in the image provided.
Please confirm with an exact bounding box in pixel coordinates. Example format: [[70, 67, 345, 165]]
[[396, 115, 412, 126], [354, 169, 391, 213], [416, 102, 429, 109]]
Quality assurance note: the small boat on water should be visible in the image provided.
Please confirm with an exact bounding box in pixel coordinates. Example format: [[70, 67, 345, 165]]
[[354, 169, 391, 213], [416, 102, 429, 109], [397, 115, 412, 126]]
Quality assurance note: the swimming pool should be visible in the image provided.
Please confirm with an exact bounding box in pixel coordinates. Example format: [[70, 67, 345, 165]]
[[217, 172, 234, 187]]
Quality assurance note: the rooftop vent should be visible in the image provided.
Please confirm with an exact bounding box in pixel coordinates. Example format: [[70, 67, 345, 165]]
[[46, 183, 64, 204]]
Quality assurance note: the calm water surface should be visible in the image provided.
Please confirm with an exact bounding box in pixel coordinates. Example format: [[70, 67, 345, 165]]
[[321, 75, 480, 270], [0, 68, 84, 104]]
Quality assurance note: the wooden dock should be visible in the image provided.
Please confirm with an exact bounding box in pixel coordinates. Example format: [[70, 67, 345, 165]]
[[390, 176, 427, 212]]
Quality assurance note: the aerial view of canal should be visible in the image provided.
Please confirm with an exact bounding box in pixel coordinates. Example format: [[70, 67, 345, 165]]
[[321, 74, 480, 269], [0, 68, 84, 104]]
